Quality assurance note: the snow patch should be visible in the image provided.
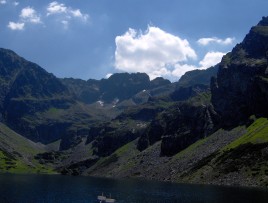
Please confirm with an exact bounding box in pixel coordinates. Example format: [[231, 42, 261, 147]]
[[97, 100, 104, 107]]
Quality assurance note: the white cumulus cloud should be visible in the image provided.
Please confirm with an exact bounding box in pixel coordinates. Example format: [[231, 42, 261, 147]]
[[8, 6, 41, 31], [0, 0, 19, 6], [47, 1, 67, 15], [7, 21, 24, 30], [171, 52, 225, 79], [0, 0, 7, 5], [197, 37, 235, 46], [20, 7, 41, 24], [47, 1, 89, 24], [115, 26, 197, 79], [7, 2, 89, 30], [172, 52, 226, 78], [172, 64, 198, 78], [199, 52, 225, 69]]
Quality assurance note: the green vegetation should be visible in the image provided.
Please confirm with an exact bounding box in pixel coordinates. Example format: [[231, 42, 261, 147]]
[[0, 123, 45, 156], [46, 107, 61, 114], [186, 92, 211, 106], [0, 150, 16, 171], [259, 76, 268, 83], [89, 140, 138, 174], [114, 141, 133, 156], [0, 123, 55, 174], [173, 136, 210, 159], [224, 118, 268, 150], [0, 150, 54, 174], [107, 140, 139, 171]]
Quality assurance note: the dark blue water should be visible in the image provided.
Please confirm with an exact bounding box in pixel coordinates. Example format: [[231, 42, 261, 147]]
[[0, 174, 268, 203]]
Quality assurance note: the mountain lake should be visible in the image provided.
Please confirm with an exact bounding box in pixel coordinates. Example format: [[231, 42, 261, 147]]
[[0, 174, 268, 203]]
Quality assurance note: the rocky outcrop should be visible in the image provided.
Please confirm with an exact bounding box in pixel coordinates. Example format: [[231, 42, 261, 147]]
[[91, 123, 146, 157], [178, 65, 218, 87], [211, 17, 268, 127], [137, 119, 165, 151], [150, 77, 171, 89], [60, 157, 99, 176], [100, 73, 150, 102], [116, 106, 165, 121], [137, 98, 219, 156], [160, 104, 217, 156], [61, 78, 101, 104], [170, 84, 209, 101]]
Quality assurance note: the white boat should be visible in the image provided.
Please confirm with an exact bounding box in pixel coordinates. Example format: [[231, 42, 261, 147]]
[[97, 193, 116, 203], [97, 192, 106, 202], [105, 194, 116, 203]]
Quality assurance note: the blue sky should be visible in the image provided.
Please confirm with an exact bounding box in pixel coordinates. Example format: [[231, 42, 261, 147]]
[[0, 0, 268, 81]]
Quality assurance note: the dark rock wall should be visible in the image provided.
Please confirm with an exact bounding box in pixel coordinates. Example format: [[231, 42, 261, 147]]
[[211, 17, 268, 127]]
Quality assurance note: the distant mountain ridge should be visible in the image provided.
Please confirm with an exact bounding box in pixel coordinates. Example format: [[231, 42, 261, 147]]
[[178, 65, 219, 87], [0, 48, 179, 146], [62, 73, 171, 104]]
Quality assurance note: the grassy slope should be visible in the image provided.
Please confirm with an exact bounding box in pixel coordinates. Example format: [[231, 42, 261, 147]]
[[87, 117, 268, 187], [1, 113, 268, 188], [183, 117, 268, 187], [85, 126, 246, 180], [224, 117, 268, 149], [86, 139, 140, 177], [0, 122, 54, 174]]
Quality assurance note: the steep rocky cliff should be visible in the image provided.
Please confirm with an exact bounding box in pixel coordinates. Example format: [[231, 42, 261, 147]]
[[137, 90, 218, 156], [212, 17, 268, 127]]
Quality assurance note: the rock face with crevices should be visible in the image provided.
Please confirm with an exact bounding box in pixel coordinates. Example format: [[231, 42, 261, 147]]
[[137, 90, 219, 156], [211, 16, 268, 127]]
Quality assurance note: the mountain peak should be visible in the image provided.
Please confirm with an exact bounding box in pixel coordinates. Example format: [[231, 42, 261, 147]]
[[0, 48, 16, 55], [257, 16, 268, 26], [226, 16, 268, 61]]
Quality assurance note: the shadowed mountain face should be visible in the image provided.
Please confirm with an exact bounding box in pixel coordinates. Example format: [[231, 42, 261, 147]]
[[0, 49, 173, 145], [0, 49, 68, 109], [211, 16, 268, 127], [0, 49, 75, 143], [178, 65, 219, 87], [62, 73, 171, 104]]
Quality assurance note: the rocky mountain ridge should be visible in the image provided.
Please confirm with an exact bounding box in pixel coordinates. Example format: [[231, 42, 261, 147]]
[[211, 16, 268, 127], [62, 73, 171, 104]]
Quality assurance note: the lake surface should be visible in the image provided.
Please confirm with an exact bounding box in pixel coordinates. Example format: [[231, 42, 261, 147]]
[[0, 174, 268, 203]]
